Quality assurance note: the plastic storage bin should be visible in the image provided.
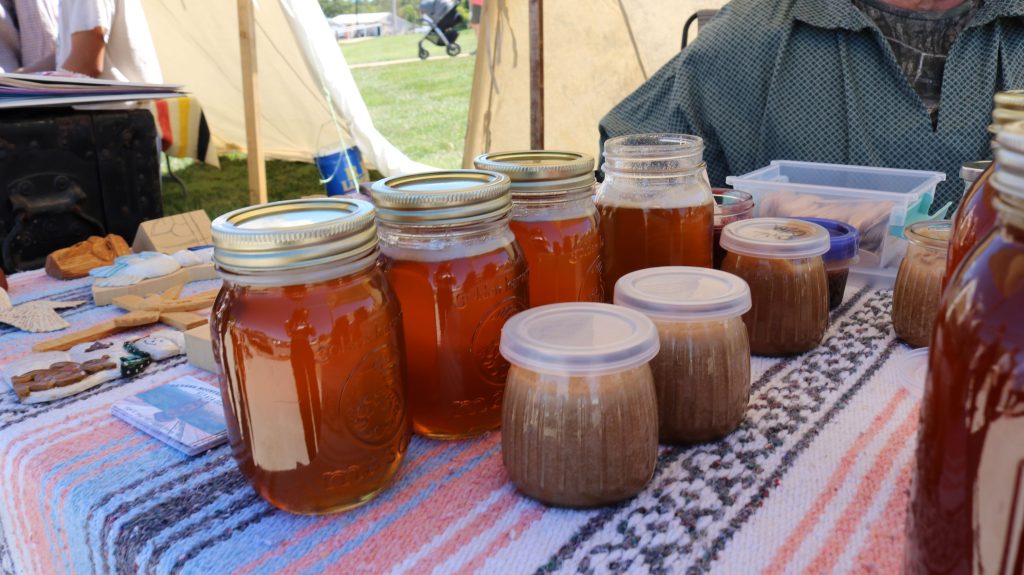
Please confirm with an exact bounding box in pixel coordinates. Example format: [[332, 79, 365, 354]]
[[726, 161, 946, 286]]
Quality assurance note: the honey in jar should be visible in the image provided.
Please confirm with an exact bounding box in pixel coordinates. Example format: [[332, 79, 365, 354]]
[[944, 91, 1024, 290], [371, 170, 529, 440], [500, 303, 660, 507], [614, 267, 752, 443], [474, 150, 603, 305], [892, 220, 951, 348], [720, 218, 830, 356], [210, 198, 410, 515], [597, 134, 715, 300], [904, 121, 1024, 575]]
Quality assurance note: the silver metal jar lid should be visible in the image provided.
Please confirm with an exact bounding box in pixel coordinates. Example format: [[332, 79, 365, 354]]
[[211, 197, 377, 274], [960, 160, 991, 183], [473, 150, 595, 197], [370, 169, 512, 226]]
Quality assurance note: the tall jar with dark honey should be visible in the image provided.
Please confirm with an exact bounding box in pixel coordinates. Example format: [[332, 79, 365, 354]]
[[474, 151, 603, 305], [371, 170, 529, 439], [210, 198, 410, 515], [597, 134, 714, 300], [943, 90, 1024, 290], [904, 122, 1024, 575]]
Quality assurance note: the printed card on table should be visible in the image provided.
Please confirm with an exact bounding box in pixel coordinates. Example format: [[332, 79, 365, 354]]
[[112, 376, 227, 456]]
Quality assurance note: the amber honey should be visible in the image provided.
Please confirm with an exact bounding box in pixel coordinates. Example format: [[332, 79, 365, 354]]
[[944, 164, 995, 289], [509, 212, 602, 305], [598, 203, 714, 300], [213, 265, 409, 514], [371, 169, 529, 440], [380, 243, 528, 438], [210, 198, 409, 515], [904, 125, 1024, 574]]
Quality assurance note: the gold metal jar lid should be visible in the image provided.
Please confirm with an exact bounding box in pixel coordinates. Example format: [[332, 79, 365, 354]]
[[370, 169, 512, 226], [989, 91, 1024, 134], [211, 197, 378, 273], [473, 150, 595, 197]]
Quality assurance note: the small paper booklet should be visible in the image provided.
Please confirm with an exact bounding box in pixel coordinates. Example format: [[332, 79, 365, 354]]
[[112, 376, 227, 456]]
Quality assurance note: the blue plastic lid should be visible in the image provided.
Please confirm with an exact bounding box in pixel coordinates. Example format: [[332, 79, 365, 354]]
[[794, 217, 859, 262]]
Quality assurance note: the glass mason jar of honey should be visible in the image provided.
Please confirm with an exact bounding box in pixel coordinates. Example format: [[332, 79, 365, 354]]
[[892, 220, 951, 349], [474, 150, 603, 305], [944, 90, 1024, 290], [614, 267, 752, 443], [597, 133, 714, 300], [210, 198, 410, 515], [720, 218, 830, 356], [499, 303, 660, 507], [371, 170, 529, 440], [903, 121, 1024, 575]]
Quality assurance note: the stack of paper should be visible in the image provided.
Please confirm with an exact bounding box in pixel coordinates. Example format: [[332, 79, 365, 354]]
[[0, 73, 184, 109]]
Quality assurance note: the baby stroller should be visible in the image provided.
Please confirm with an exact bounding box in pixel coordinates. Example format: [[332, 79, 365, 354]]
[[418, 0, 463, 60]]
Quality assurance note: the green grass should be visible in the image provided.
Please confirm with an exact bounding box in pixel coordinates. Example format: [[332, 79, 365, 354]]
[[352, 55, 473, 168], [163, 31, 475, 218], [340, 29, 476, 65]]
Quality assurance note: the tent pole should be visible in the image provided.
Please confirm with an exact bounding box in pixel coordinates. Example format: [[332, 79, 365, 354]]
[[529, 0, 543, 150], [237, 0, 268, 205]]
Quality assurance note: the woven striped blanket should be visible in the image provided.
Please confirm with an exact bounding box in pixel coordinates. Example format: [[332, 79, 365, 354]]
[[0, 270, 917, 575]]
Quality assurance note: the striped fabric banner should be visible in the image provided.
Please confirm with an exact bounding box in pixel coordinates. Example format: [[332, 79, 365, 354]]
[[0, 270, 917, 574]]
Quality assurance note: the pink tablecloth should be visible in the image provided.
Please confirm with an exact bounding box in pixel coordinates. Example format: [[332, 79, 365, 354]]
[[0, 270, 917, 574]]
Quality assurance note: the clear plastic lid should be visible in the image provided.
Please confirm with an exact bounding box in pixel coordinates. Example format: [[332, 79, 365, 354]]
[[889, 348, 929, 400], [614, 267, 752, 321], [500, 303, 660, 376], [720, 218, 830, 259]]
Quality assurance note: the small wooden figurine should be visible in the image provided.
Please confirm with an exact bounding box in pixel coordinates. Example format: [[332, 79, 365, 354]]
[[45, 234, 132, 280]]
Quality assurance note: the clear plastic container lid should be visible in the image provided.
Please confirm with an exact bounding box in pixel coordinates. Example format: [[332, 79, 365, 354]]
[[793, 217, 860, 263], [500, 303, 660, 376], [888, 348, 929, 400], [614, 267, 752, 321], [720, 218, 830, 259]]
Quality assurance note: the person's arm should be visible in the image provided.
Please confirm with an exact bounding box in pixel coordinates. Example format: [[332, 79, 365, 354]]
[[60, 26, 105, 77]]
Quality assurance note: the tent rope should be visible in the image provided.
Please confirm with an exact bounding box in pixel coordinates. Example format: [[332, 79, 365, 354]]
[[616, 0, 648, 80]]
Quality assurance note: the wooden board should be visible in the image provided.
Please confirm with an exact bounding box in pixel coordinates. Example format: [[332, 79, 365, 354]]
[[92, 263, 218, 306], [32, 310, 161, 352], [184, 324, 217, 373], [132, 210, 213, 254]]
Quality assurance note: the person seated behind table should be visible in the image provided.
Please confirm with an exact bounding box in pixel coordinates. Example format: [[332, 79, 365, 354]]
[[0, 0, 57, 73], [599, 0, 1024, 210], [56, 0, 162, 83]]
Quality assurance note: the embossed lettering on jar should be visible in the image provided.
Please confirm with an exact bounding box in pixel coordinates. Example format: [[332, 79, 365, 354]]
[[210, 198, 410, 515], [371, 170, 529, 440], [475, 150, 603, 306]]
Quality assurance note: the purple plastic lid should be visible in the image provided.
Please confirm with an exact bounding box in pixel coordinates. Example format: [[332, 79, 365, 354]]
[[794, 217, 859, 262]]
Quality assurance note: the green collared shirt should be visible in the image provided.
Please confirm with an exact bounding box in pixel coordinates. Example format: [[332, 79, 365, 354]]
[[599, 0, 1024, 209]]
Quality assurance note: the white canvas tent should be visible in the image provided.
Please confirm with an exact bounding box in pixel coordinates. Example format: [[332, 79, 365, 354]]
[[463, 0, 729, 167], [143, 0, 430, 175]]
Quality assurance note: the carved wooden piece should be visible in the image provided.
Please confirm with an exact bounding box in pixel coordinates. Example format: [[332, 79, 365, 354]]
[[132, 210, 213, 254], [92, 262, 218, 306], [45, 235, 132, 280], [33, 311, 161, 352], [184, 324, 217, 373]]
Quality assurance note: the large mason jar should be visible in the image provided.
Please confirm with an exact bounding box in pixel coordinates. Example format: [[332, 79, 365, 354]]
[[371, 170, 530, 440], [210, 198, 410, 515]]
